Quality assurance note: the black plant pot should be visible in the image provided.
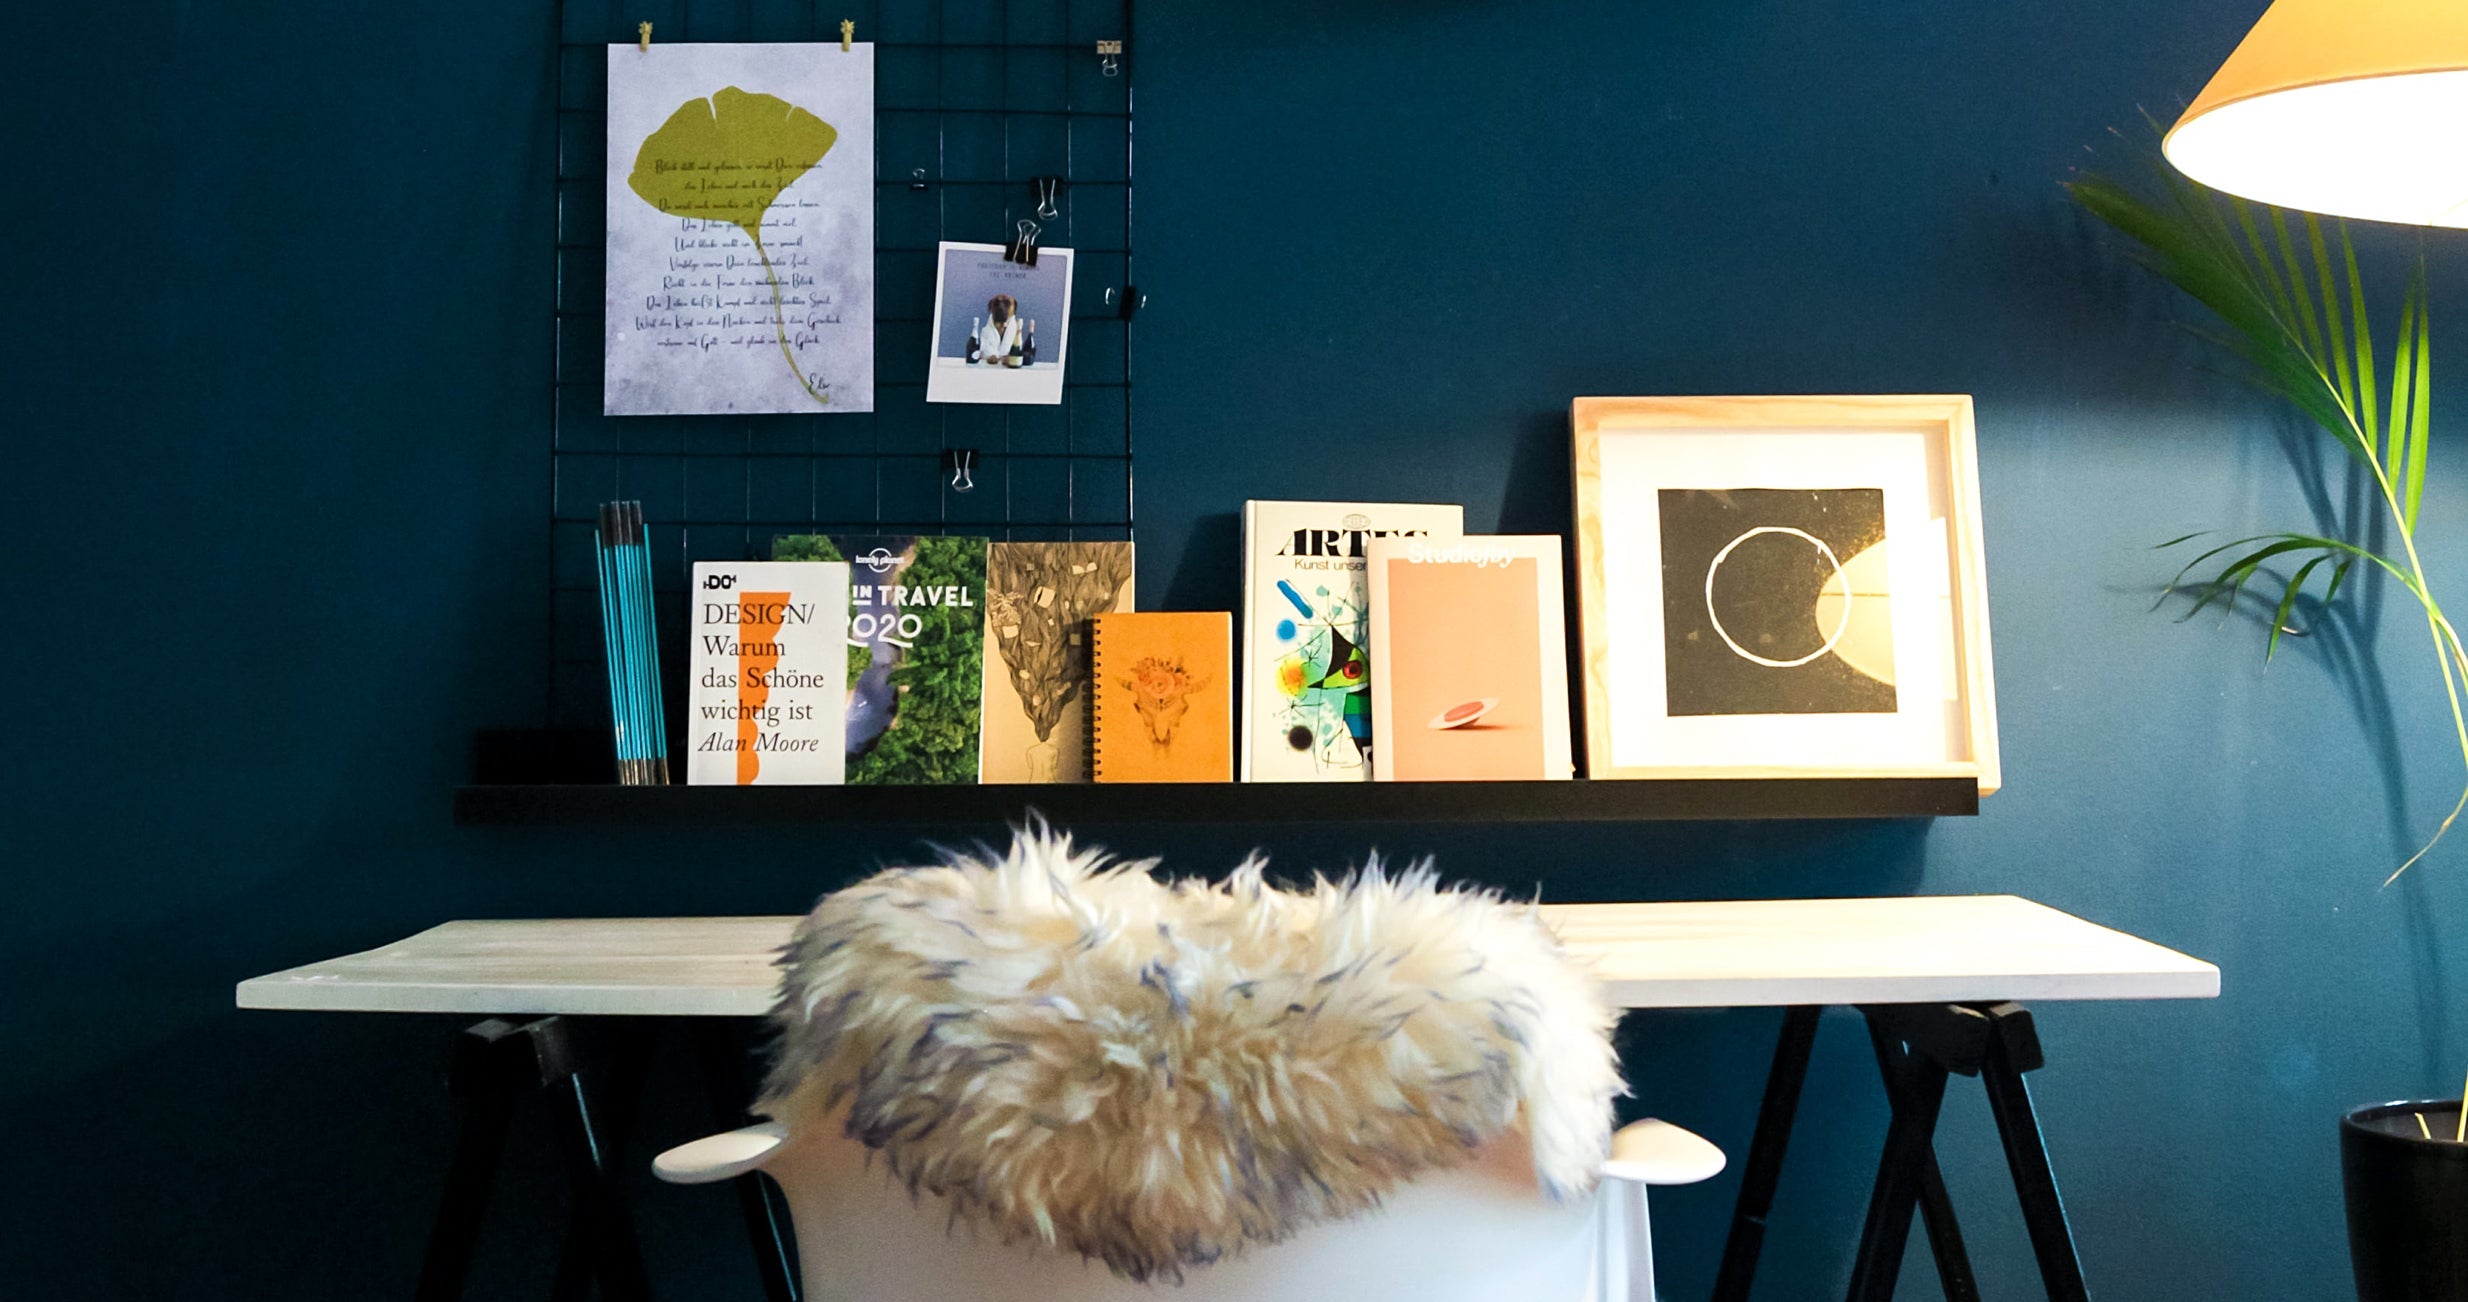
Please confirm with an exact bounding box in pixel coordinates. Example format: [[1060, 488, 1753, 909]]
[[2345, 1100, 2468, 1300]]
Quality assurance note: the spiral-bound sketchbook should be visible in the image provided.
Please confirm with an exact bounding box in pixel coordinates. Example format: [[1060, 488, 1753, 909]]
[[1090, 613, 1232, 784]]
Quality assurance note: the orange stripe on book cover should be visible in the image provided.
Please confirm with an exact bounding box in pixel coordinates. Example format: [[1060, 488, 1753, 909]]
[[1091, 613, 1233, 783], [736, 592, 790, 785]]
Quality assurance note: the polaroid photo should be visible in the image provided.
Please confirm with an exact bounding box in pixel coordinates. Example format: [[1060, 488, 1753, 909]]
[[925, 241, 1074, 405]]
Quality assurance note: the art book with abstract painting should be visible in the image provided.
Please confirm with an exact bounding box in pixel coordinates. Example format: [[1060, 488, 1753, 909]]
[[1090, 612, 1233, 783], [772, 534, 987, 784], [686, 560, 849, 785], [1364, 536, 1572, 782], [980, 541, 1135, 783], [1240, 501, 1464, 783]]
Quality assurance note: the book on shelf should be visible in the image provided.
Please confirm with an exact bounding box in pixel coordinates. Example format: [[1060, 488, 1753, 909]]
[[980, 541, 1135, 783], [773, 534, 988, 784], [1365, 535, 1572, 782], [1240, 500, 1464, 783], [687, 560, 850, 785], [1091, 612, 1233, 783]]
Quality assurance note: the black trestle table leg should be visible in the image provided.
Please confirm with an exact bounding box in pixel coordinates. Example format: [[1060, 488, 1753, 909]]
[[1844, 1018, 1953, 1302], [1977, 1005, 2092, 1302], [551, 1020, 660, 1302], [1712, 1005, 1822, 1302], [1709, 1001, 2090, 1302], [694, 1019, 801, 1302], [416, 1018, 534, 1302], [1867, 1019, 1980, 1302], [530, 1017, 654, 1302]]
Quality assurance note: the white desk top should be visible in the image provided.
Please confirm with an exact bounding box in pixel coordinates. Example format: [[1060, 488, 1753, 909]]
[[236, 895, 2216, 1018]]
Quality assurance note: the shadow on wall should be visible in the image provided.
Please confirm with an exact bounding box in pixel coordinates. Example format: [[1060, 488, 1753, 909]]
[[1163, 510, 1243, 614], [2040, 162, 2454, 1082], [2248, 435, 2451, 1083]]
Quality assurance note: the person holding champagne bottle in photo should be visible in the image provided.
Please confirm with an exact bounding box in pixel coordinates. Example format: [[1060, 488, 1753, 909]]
[[975, 294, 1022, 366]]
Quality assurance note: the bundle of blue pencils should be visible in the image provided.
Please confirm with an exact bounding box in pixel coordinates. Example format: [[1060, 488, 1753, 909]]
[[594, 501, 670, 785]]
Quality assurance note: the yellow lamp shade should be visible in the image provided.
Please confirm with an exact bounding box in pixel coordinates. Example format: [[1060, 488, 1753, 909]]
[[2165, 0, 2468, 227]]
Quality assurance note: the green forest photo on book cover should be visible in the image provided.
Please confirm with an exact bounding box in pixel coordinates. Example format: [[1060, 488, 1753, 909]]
[[773, 534, 988, 784]]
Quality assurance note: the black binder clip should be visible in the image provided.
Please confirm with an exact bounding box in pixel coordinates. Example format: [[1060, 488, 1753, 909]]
[[1031, 176, 1061, 221], [942, 448, 978, 493], [1004, 218, 1041, 268]]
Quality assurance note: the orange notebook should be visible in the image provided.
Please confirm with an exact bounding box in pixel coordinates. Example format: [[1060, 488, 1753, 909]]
[[1091, 613, 1233, 783]]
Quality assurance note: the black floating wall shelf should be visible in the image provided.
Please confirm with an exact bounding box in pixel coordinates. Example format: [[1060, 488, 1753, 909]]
[[456, 732, 1976, 826], [453, 777, 1977, 827]]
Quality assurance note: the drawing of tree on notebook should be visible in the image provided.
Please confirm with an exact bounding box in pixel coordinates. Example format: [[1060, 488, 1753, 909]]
[[984, 543, 1134, 782], [627, 86, 838, 406]]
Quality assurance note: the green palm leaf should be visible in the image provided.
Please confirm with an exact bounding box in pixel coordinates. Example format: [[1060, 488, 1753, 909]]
[[2407, 266, 2434, 527], [2071, 158, 2460, 877]]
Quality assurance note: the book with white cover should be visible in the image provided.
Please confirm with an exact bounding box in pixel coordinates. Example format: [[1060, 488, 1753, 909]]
[[1240, 501, 1463, 781], [687, 560, 850, 785]]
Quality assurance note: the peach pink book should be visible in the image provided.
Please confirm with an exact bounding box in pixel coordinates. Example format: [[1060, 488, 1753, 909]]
[[1365, 536, 1572, 781]]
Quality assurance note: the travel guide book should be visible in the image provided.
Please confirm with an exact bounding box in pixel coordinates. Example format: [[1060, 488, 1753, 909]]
[[1241, 501, 1463, 782], [1364, 535, 1572, 782], [687, 560, 850, 785], [773, 534, 988, 784], [1090, 612, 1234, 783], [980, 541, 1135, 783]]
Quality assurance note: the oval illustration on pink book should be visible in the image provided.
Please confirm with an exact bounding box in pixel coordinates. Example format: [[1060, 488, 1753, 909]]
[[1429, 698, 1500, 730]]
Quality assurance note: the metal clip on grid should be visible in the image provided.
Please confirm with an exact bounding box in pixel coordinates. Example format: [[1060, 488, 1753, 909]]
[[1032, 176, 1061, 221], [1105, 285, 1146, 321], [546, 0, 1140, 734], [1005, 219, 1041, 268], [942, 448, 978, 494]]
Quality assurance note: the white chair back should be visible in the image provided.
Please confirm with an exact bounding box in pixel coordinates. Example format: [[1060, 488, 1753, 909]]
[[657, 1119, 1721, 1302]]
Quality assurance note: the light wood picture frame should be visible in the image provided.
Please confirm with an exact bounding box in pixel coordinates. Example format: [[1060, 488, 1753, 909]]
[[1570, 396, 2000, 793]]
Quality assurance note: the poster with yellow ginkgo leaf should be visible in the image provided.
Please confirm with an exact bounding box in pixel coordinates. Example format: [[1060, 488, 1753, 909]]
[[604, 43, 873, 415]]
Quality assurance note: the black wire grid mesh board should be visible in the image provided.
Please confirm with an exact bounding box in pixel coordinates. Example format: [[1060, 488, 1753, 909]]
[[548, 0, 1136, 729]]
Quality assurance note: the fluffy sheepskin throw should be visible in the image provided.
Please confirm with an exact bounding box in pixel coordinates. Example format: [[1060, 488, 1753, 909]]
[[757, 825, 1624, 1282]]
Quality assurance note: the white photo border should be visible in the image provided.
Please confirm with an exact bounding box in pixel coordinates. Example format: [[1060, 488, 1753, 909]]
[[924, 241, 1074, 406]]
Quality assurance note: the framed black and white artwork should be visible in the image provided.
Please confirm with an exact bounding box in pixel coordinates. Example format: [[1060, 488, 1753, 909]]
[[1570, 395, 2000, 792]]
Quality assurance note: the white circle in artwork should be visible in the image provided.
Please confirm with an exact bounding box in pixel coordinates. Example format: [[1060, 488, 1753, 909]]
[[1704, 526, 1853, 669]]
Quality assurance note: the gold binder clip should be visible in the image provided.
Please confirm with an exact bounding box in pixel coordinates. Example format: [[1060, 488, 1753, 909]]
[[1096, 40, 1122, 76], [638, 21, 652, 51], [841, 19, 855, 51]]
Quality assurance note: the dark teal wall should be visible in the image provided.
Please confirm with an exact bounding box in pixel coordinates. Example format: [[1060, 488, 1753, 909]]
[[11, 0, 2467, 1296]]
